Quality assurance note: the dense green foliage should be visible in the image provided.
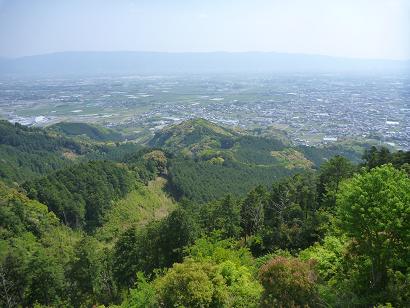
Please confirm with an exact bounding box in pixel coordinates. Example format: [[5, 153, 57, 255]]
[[0, 118, 409, 307], [336, 165, 410, 305], [168, 156, 300, 203], [0, 120, 142, 184], [150, 119, 364, 204], [0, 181, 80, 307], [23, 161, 135, 230], [0, 120, 83, 183], [123, 237, 262, 308], [112, 207, 198, 287], [297, 144, 364, 165]]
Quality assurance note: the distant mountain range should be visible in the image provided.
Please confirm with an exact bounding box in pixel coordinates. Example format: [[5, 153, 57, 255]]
[[0, 51, 408, 76]]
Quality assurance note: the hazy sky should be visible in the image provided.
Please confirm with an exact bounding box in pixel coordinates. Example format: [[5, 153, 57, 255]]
[[0, 0, 409, 60]]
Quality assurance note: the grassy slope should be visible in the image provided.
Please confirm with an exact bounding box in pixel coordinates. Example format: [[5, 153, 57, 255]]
[[96, 177, 176, 243]]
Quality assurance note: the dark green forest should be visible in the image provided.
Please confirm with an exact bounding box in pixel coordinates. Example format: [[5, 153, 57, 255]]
[[0, 119, 409, 307]]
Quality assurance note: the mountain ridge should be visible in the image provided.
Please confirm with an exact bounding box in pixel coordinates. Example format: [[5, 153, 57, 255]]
[[1, 51, 408, 76]]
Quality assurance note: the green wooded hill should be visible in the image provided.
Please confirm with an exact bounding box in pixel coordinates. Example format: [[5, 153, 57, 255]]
[[149, 118, 362, 166], [149, 118, 284, 162], [0, 120, 85, 183], [150, 118, 363, 203], [0, 118, 409, 307], [49, 122, 125, 142], [0, 120, 142, 184]]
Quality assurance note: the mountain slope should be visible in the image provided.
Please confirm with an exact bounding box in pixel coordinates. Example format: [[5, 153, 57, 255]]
[[0, 120, 143, 183], [149, 118, 304, 165], [151, 119, 309, 202], [96, 177, 176, 242], [23, 160, 136, 231], [0, 120, 85, 183], [150, 118, 365, 203]]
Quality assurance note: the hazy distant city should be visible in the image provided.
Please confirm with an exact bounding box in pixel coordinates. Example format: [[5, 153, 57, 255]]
[[1, 73, 409, 149]]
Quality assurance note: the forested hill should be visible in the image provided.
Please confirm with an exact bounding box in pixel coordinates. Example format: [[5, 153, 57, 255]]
[[1, 118, 409, 307], [149, 118, 239, 153], [0, 120, 85, 183], [0, 118, 362, 200], [0, 120, 141, 183], [149, 118, 364, 203], [149, 118, 363, 165]]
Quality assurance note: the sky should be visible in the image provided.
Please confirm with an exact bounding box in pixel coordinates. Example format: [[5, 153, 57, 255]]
[[0, 0, 409, 60]]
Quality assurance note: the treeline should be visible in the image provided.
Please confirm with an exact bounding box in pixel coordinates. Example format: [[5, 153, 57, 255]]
[[363, 145, 410, 170], [182, 155, 355, 254]]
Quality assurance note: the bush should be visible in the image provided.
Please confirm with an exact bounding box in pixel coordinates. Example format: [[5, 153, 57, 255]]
[[259, 256, 320, 307]]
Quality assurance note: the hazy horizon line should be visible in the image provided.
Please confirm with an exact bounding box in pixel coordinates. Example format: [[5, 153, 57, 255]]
[[2, 50, 409, 62]]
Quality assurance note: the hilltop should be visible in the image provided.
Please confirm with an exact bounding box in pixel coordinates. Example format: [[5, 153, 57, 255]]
[[149, 118, 238, 155]]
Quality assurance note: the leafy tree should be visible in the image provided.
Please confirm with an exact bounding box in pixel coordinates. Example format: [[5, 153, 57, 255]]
[[336, 164, 410, 303], [215, 195, 241, 238], [156, 260, 226, 307], [299, 235, 350, 305], [67, 237, 99, 306], [155, 238, 262, 308], [262, 173, 322, 252], [123, 236, 262, 308], [0, 246, 26, 308], [259, 256, 320, 307], [158, 207, 199, 267], [112, 226, 142, 287], [185, 236, 255, 268], [69, 239, 118, 306], [186, 236, 262, 307]]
